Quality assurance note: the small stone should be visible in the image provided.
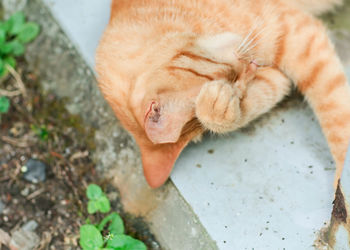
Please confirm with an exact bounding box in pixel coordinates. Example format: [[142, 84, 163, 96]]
[[22, 159, 47, 183], [9, 230, 40, 250], [0, 200, 5, 214], [22, 220, 38, 232], [21, 187, 30, 197], [9, 122, 25, 137], [107, 192, 119, 201], [8, 220, 39, 250]]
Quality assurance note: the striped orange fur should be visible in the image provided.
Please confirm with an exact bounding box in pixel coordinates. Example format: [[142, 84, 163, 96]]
[[96, 0, 348, 188]]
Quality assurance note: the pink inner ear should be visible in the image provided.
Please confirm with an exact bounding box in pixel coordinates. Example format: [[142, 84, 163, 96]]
[[144, 101, 192, 144]]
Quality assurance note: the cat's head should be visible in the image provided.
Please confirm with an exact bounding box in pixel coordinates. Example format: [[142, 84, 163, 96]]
[[96, 30, 248, 188]]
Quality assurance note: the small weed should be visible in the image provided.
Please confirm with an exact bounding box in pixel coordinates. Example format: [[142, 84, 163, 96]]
[[0, 11, 39, 77], [80, 184, 147, 250], [30, 124, 49, 141], [0, 11, 40, 121]]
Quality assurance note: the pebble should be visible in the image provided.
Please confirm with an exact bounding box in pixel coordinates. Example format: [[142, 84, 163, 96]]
[[21, 187, 30, 197], [22, 220, 38, 232], [9, 220, 40, 250], [22, 159, 47, 183], [0, 200, 5, 214], [107, 192, 119, 201], [9, 230, 40, 250]]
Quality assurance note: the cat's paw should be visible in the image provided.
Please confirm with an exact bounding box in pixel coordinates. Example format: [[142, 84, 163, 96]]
[[195, 80, 241, 133]]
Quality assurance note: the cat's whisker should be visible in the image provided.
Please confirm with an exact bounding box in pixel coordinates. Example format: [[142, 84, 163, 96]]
[[237, 18, 266, 55], [237, 29, 255, 54], [239, 23, 270, 57], [237, 17, 263, 53], [239, 39, 257, 55], [241, 42, 258, 56]]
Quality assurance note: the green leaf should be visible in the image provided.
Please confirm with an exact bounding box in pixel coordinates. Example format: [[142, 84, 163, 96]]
[[79, 225, 104, 250], [8, 12, 25, 35], [0, 42, 14, 55], [0, 29, 5, 44], [0, 58, 6, 77], [38, 125, 48, 140], [87, 200, 98, 214], [1, 40, 25, 56], [0, 56, 16, 77], [0, 22, 9, 33], [107, 235, 147, 250], [97, 212, 124, 235], [87, 184, 103, 200], [0, 57, 4, 72], [4, 56, 16, 69], [108, 213, 124, 235], [96, 195, 111, 213], [0, 96, 10, 114], [10, 40, 25, 56], [0, 21, 11, 33], [17, 22, 40, 43], [30, 124, 49, 141]]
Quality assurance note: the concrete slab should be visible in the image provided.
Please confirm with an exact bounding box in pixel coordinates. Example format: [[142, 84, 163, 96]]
[[172, 99, 334, 249], [9, 0, 350, 249], [42, 0, 110, 69]]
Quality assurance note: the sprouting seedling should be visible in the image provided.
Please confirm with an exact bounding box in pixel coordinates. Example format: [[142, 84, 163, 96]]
[[30, 124, 49, 141], [79, 184, 147, 250], [0, 11, 40, 77], [0, 12, 40, 123], [86, 183, 111, 214]]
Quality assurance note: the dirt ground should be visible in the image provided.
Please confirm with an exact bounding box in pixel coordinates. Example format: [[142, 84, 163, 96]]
[[0, 61, 159, 249]]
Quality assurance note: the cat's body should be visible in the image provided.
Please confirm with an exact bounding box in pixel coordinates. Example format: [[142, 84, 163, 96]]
[[96, 0, 349, 188]]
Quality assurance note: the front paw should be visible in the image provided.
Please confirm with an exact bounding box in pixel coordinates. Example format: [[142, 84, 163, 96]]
[[195, 80, 241, 133]]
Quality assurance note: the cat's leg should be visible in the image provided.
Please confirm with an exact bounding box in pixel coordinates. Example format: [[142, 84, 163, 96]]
[[276, 9, 350, 185], [196, 67, 291, 133]]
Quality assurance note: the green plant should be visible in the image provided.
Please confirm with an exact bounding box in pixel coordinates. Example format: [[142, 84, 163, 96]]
[[80, 184, 147, 250], [30, 124, 49, 141], [0, 96, 9, 113], [0, 11, 39, 77], [0, 12, 40, 121], [0, 96, 10, 121]]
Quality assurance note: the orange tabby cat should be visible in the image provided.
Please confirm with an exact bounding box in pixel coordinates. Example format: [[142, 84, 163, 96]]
[[96, 0, 349, 188]]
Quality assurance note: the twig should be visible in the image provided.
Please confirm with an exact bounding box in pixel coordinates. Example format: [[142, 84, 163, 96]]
[[0, 88, 21, 97], [27, 188, 46, 200], [7, 65, 27, 98], [0, 176, 11, 182], [1, 136, 28, 148], [69, 150, 89, 162], [7, 160, 22, 188], [37, 231, 53, 250]]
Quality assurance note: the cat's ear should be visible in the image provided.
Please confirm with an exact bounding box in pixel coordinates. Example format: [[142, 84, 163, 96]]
[[195, 32, 242, 64], [144, 101, 193, 144], [140, 140, 188, 188]]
